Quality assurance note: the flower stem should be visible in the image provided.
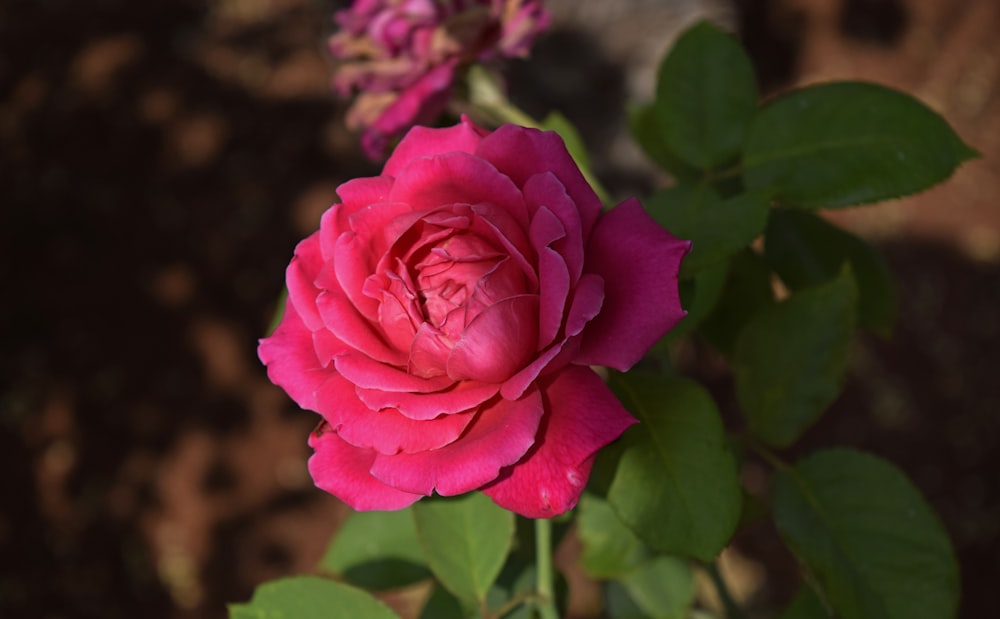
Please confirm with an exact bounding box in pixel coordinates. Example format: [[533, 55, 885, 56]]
[[534, 518, 560, 619], [706, 560, 747, 619]]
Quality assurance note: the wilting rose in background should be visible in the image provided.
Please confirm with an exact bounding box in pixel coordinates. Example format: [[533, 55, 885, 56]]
[[329, 0, 550, 158], [259, 118, 689, 518]]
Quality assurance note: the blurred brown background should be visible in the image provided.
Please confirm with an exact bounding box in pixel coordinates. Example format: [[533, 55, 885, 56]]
[[1, 0, 997, 617]]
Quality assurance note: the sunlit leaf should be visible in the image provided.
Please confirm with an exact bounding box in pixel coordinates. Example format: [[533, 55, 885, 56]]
[[228, 576, 399, 619], [319, 508, 429, 590]]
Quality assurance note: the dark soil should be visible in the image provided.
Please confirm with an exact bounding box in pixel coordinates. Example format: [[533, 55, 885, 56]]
[[1, 1, 996, 618]]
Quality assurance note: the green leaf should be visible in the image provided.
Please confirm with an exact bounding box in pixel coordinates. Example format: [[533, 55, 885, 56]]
[[733, 268, 857, 447], [541, 111, 591, 171], [412, 493, 515, 605], [743, 81, 977, 208], [773, 449, 959, 619], [698, 249, 774, 355], [629, 104, 701, 180], [608, 374, 742, 560], [655, 20, 758, 169], [659, 258, 729, 345], [646, 184, 771, 277], [577, 494, 651, 578], [765, 209, 896, 336], [618, 557, 696, 619], [319, 508, 429, 590], [418, 584, 466, 619], [228, 576, 400, 619], [776, 587, 833, 619]]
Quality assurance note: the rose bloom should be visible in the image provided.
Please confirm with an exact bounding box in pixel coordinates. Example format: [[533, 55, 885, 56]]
[[259, 118, 689, 518], [329, 0, 549, 158]]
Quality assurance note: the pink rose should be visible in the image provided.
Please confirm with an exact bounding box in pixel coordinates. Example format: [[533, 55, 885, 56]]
[[329, 0, 550, 159], [259, 118, 689, 518]]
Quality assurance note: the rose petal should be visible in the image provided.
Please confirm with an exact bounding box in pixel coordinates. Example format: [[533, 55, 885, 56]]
[[408, 321, 451, 378], [389, 151, 527, 220], [383, 115, 486, 177], [470, 203, 537, 288], [523, 172, 584, 280], [360, 60, 457, 159], [356, 379, 500, 420], [576, 198, 690, 371], [316, 289, 408, 366], [500, 339, 567, 401], [333, 177, 395, 233], [484, 366, 637, 518], [309, 425, 424, 510], [447, 294, 539, 383], [369, 387, 544, 495], [335, 351, 455, 393], [258, 302, 331, 410], [565, 273, 604, 337], [476, 125, 602, 238], [531, 206, 570, 347], [286, 232, 325, 331], [314, 374, 477, 454]]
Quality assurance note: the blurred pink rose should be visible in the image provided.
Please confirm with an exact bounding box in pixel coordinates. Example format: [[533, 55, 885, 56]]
[[329, 0, 550, 158], [259, 118, 689, 517]]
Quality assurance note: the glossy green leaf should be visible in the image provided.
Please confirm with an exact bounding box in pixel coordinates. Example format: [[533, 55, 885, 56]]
[[773, 449, 959, 619], [776, 587, 833, 619], [655, 21, 758, 169], [577, 493, 651, 578], [698, 249, 774, 355], [629, 104, 701, 180], [319, 508, 429, 590], [646, 184, 770, 277], [619, 557, 695, 619], [412, 493, 514, 605], [608, 374, 741, 560], [743, 81, 977, 208], [733, 269, 857, 447], [228, 576, 399, 619], [765, 209, 896, 336]]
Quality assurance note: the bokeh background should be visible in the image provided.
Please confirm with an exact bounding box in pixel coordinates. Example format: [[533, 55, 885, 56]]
[[2, 0, 997, 617]]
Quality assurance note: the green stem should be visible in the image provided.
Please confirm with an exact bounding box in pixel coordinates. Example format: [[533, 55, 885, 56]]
[[534, 518, 560, 619], [706, 561, 747, 619]]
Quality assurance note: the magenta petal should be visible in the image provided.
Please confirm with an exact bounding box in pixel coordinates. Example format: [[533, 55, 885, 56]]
[[314, 374, 476, 454], [531, 206, 570, 347], [476, 125, 602, 238], [383, 114, 485, 178], [484, 366, 637, 518], [356, 380, 499, 420], [565, 273, 605, 337], [335, 352, 455, 393], [576, 198, 690, 370], [369, 388, 544, 495], [389, 152, 527, 217], [361, 61, 456, 160], [285, 233, 325, 331], [523, 172, 585, 280], [258, 303, 330, 410], [500, 339, 567, 401], [448, 294, 539, 383], [308, 427, 424, 510], [334, 177, 394, 225], [316, 289, 407, 366]]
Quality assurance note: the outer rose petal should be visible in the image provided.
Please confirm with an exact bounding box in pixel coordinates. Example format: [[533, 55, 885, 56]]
[[258, 302, 331, 410], [286, 232, 325, 331], [314, 374, 476, 454], [476, 125, 602, 239], [484, 366, 637, 518], [309, 427, 423, 511], [356, 380, 500, 421], [576, 197, 690, 371], [383, 115, 486, 177], [369, 387, 545, 496]]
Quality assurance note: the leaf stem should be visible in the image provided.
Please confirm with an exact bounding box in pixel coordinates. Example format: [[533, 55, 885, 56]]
[[706, 560, 747, 619], [535, 518, 560, 619]]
